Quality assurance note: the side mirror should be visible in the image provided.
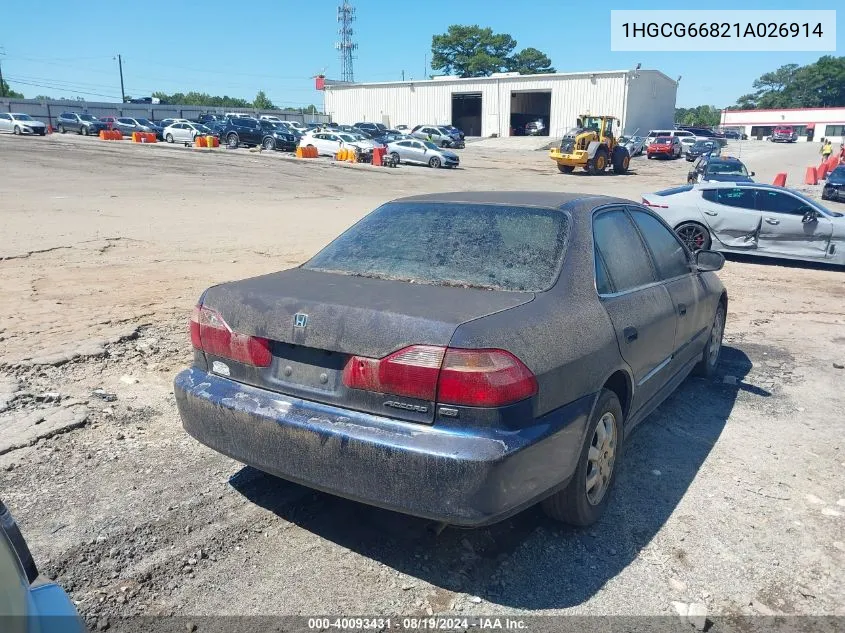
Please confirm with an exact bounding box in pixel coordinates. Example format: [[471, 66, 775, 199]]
[[802, 208, 819, 224], [750, 171, 756, 176], [696, 249, 725, 272]]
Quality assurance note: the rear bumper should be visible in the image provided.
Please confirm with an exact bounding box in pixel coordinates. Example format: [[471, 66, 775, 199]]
[[174, 367, 593, 526]]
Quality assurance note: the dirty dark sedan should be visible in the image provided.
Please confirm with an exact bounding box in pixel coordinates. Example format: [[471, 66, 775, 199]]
[[174, 192, 728, 527]]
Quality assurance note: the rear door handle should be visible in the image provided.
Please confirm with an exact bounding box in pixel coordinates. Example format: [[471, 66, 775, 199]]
[[703, 211, 717, 216], [765, 218, 780, 225], [623, 327, 638, 343], [678, 303, 687, 316]]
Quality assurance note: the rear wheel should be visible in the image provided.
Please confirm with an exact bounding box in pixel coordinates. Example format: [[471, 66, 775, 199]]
[[390, 152, 400, 165], [693, 303, 726, 378], [429, 156, 441, 168], [675, 222, 712, 251], [557, 164, 575, 173], [82, 126, 89, 136], [542, 388, 622, 526], [58, 124, 66, 134], [587, 148, 608, 175]]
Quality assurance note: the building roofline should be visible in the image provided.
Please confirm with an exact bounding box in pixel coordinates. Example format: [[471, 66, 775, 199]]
[[724, 106, 845, 114], [324, 69, 676, 90]]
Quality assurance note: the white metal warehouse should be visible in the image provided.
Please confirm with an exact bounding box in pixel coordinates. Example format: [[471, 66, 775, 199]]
[[321, 69, 677, 138]]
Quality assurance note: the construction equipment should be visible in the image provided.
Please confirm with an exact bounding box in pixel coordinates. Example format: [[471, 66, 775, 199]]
[[549, 115, 630, 175]]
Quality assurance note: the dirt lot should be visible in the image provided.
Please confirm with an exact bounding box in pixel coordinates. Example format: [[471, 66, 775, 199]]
[[1, 134, 844, 628]]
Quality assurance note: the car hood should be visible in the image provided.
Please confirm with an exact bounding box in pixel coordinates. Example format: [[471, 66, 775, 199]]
[[15, 120, 45, 127], [440, 151, 459, 160]]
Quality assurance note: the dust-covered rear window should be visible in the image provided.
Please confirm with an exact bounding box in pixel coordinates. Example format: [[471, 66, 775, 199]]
[[303, 202, 570, 292]]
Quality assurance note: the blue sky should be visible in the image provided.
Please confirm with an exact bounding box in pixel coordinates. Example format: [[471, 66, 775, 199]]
[[4, 1, 842, 108]]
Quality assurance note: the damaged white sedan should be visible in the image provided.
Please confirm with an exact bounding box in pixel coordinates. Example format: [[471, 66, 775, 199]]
[[641, 182, 845, 266]]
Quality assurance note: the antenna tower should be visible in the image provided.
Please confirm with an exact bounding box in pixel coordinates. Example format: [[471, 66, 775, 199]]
[[336, 2, 357, 83]]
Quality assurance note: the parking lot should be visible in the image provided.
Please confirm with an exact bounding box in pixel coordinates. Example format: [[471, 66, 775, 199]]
[[1, 132, 844, 625]]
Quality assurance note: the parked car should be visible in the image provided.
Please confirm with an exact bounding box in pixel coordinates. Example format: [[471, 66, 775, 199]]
[[410, 125, 462, 148], [300, 131, 369, 156], [277, 121, 308, 135], [133, 117, 164, 139], [55, 112, 107, 136], [822, 165, 845, 203], [642, 182, 844, 265], [258, 121, 298, 151], [646, 136, 682, 159], [373, 132, 411, 146], [679, 137, 697, 154], [196, 114, 226, 125], [769, 126, 797, 143], [395, 124, 409, 131], [687, 155, 754, 184], [218, 117, 265, 148], [645, 129, 695, 146], [259, 115, 284, 124], [619, 135, 646, 157], [385, 139, 459, 168], [440, 124, 465, 140], [158, 118, 191, 129], [0, 113, 47, 136], [174, 191, 728, 528], [354, 122, 388, 136], [107, 117, 161, 138], [720, 129, 746, 140], [163, 121, 213, 144], [685, 140, 720, 162], [525, 120, 546, 136], [0, 498, 85, 632]]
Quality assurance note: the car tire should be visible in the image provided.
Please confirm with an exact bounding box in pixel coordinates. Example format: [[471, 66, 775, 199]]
[[693, 303, 726, 378], [58, 125, 66, 134], [390, 152, 400, 165], [558, 164, 575, 173], [647, 154, 653, 159], [226, 133, 239, 149], [542, 388, 623, 526], [429, 156, 441, 168], [82, 126, 89, 136], [166, 134, 174, 143], [263, 137, 275, 150], [675, 222, 712, 251], [13, 126, 21, 136]]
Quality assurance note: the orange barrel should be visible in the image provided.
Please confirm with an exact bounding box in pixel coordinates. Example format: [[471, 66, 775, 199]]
[[373, 146, 384, 166], [131, 132, 140, 142], [195, 136, 207, 148], [296, 146, 304, 158], [99, 130, 107, 140], [208, 136, 218, 147], [147, 133, 157, 143]]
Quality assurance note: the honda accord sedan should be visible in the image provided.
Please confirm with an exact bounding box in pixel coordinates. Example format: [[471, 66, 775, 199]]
[[175, 192, 727, 527]]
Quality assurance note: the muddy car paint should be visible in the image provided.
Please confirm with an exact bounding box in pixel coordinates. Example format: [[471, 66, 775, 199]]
[[174, 192, 727, 526]]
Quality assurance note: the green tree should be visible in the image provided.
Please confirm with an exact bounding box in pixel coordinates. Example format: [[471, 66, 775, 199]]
[[431, 25, 517, 77], [733, 56, 845, 109], [506, 47, 555, 75], [0, 78, 24, 98], [253, 90, 275, 110], [674, 105, 721, 128]]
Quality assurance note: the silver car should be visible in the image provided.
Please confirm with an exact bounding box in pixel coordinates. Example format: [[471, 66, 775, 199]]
[[385, 139, 459, 168], [163, 122, 213, 144], [641, 182, 845, 265], [619, 135, 646, 156], [410, 125, 461, 148], [0, 112, 47, 136]]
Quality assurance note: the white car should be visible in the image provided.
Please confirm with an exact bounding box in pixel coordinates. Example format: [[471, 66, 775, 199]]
[[300, 132, 367, 156], [641, 182, 845, 266], [0, 112, 47, 135], [163, 122, 213, 144], [679, 137, 697, 154], [259, 115, 284, 124], [279, 121, 307, 134]]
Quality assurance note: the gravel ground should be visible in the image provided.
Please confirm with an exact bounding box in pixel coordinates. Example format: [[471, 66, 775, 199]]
[[0, 134, 843, 631]]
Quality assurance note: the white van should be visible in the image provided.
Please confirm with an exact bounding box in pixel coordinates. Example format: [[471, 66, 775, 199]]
[[645, 129, 695, 146]]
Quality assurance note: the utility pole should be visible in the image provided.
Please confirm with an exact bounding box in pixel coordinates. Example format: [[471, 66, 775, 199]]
[[116, 54, 125, 103], [336, 2, 357, 83], [401, 70, 405, 81], [0, 47, 6, 98]]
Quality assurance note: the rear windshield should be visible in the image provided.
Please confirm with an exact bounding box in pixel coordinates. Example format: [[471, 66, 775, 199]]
[[303, 202, 570, 292]]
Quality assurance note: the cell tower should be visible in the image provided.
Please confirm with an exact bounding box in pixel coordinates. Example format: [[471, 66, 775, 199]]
[[336, 2, 357, 83]]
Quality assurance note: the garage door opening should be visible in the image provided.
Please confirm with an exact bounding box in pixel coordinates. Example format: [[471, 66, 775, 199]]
[[510, 91, 551, 136], [452, 93, 482, 137]]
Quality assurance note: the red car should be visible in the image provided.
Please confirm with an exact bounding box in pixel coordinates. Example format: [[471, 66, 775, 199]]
[[647, 136, 682, 159], [99, 116, 118, 130]]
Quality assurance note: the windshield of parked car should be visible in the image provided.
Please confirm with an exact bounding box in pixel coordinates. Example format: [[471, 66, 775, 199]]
[[339, 134, 357, 142], [135, 118, 152, 126], [79, 114, 96, 121], [194, 125, 211, 133], [304, 202, 570, 292], [706, 161, 748, 176], [692, 141, 715, 150], [422, 141, 439, 150], [13, 114, 33, 121]]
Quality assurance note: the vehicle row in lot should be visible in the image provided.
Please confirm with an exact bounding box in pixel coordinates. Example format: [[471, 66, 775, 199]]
[[642, 181, 844, 265], [0, 113, 47, 135], [175, 191, 727, 527]]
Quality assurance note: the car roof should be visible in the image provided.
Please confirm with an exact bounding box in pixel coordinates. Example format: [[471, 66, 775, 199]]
[[393, 191, 621, 210]]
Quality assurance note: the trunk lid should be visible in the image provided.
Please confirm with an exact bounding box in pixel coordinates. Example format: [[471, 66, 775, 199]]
[[199, 268, 534, 423]]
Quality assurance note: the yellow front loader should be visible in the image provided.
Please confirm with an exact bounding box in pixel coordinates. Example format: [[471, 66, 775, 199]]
[[550, 115, 630, 175]]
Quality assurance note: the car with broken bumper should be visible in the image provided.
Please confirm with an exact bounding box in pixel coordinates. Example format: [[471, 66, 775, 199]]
[[174, 192, 728, 527]]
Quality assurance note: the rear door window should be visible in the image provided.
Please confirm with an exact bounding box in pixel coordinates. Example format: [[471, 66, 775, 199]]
[[717, 188, 756, 209], [629, 209, 691, 280], [593, 209, 656, 294], [304, 202, 571, 292]]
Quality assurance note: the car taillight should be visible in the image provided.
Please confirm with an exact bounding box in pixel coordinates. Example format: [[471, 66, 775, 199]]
[[190, 305, 272, 367], [642, 198, 668, 208], [342, 345, 537, 408]]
